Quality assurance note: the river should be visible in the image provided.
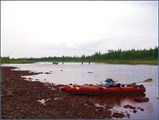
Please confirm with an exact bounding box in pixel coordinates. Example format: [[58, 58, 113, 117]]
[[2, 62, 158, 119]]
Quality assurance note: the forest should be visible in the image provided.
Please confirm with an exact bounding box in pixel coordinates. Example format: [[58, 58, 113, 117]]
[[1, 47, 158, 64]]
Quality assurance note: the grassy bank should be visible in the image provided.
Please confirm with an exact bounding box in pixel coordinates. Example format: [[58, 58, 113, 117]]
[[100, 59, 158, 65], [1, 59, 158, 65], [1, 59, 34, 64]]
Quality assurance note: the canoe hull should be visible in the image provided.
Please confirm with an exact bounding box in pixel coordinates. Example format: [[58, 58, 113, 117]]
[[60, 85, 146, 96]]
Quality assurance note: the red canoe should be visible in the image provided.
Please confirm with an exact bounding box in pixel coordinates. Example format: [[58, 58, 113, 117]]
[[60, 85, 146, 96]]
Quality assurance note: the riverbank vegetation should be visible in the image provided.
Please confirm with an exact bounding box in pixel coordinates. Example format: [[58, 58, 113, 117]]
[[1, 47, 158, 65]]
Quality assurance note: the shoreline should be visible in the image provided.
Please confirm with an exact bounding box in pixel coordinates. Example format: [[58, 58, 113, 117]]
[[1, 66, 145, 119], [1, 60, 158, 65]]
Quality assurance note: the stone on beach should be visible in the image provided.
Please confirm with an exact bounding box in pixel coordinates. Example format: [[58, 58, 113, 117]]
[[134, 97, 149, 103]]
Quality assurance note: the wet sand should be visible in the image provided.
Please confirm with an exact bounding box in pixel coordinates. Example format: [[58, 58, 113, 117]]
[[1, 66, 144, 119]]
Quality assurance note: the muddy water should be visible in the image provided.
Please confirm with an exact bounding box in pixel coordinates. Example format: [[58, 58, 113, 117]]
[[2, 62, 158, 119]]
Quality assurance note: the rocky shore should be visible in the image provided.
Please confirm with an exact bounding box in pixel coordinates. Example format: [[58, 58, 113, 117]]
[[1, 66, 144, 119]]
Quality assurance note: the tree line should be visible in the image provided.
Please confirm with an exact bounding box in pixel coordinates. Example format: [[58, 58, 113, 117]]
[[1, 47, 158, 63], [91, 47, 158, 61]]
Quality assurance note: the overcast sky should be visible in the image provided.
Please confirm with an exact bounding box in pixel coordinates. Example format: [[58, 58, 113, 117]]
[[1, 1, 158, 58]]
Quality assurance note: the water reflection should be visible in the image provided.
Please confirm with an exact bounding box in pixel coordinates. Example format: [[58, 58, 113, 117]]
[[92, 93, 146, 107]]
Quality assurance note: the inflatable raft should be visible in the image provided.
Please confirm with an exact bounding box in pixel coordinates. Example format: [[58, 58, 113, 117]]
[[60, 85, 146, 96]]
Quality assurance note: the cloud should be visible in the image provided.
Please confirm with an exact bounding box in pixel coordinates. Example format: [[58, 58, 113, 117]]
[[1, 1, 158, 58]]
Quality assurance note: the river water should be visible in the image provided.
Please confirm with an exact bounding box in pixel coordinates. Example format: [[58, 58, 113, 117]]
[[2, 62, 158, 119]]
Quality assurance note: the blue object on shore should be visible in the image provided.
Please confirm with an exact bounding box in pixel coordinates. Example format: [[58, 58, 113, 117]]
[[105, 78, 113, 83]]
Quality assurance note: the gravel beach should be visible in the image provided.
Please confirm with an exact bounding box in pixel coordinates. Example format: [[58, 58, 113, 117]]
[[1, 66, 144, 119]]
